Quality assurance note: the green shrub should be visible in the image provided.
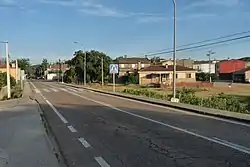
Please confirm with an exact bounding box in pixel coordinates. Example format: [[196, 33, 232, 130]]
[[122, 87, 250, 114]]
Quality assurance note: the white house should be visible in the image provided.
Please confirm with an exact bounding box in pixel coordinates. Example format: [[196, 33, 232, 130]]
[[193, 60, 218, 74]]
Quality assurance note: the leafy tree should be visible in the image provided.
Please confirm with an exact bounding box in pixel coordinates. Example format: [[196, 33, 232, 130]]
[[65, 50, 112, 83], [151, 56, 161, 64], [41, 58, 49, 76], [35, 65, 43, 77], [15, 58, 31, 71], [63, 67, 76, 83]]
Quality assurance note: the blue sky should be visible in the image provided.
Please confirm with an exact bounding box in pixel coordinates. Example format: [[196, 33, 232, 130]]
[[0, 0, 250, 64]]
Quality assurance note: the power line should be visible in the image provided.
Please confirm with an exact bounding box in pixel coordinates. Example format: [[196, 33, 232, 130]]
[[144, 30, 250, 56], [146, 34, 250, 57]]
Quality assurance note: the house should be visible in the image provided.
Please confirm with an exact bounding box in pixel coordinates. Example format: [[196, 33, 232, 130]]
[[233, 67, 250, 83], [160, 59, 194, 68], [217, 59, 245, 81], [193, 60, 218, 73], [46, 63, 69, 80], [0, 63, 21, 81], [138, 65, 196, 85], [117, 57, 151, 77]]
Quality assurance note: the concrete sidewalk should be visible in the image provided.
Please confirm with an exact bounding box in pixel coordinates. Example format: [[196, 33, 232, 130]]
[[0, 82, 60, 167]]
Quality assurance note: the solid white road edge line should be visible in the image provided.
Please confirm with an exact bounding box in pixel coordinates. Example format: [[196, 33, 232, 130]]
[[91, 89, 250, 128], [30, 82, 68, 124], [78, 138, 91, 148], [67, 125, 77, 133], [66, 90, 250, 155], [213, 137, 250, 155], [94, 157, 110, 167], [55, 83, 250, 128]]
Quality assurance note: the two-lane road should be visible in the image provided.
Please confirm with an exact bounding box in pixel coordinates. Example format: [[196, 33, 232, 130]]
[[31, 80, 250, 167]]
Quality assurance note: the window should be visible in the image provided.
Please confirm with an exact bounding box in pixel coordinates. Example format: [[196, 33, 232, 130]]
[[132, 64, 135, 68], [162, 74, 169, 79], [176, 74, 178, 78], [120, 64, 125, 68], [186, 73, 192, 78]]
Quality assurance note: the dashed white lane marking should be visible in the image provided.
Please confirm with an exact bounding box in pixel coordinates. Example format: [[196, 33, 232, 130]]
[[213, 137, 250, 155], [43, 88, 50, 92], [94, 157, 110, 167], [78, 138, 91, 148], [67, 125, 77, 132], [45, 99, 68, 124], [59, 88, 67, 91], [50, 88, 59, 92], [67, 91, 250, 155], [69, 88, 78, 92], [34, 89, 41, 93]]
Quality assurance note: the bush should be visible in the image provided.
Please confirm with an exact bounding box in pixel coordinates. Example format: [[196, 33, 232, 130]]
[[0, 72, 16, 88], [123, 73, 139, 85], [123, 89, 168, 100], [122, 87, 250, 114]]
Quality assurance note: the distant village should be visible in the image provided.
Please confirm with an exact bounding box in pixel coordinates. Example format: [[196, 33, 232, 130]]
[[39, 55, 250, 87]]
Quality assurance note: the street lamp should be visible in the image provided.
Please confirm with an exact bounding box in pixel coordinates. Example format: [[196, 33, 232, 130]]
[[0, 41, 11, 99], [171, 0, 178, 102], [207, 50, 215, 83]]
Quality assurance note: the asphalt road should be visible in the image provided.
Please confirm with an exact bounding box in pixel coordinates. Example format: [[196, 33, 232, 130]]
[[31, 80, 250, 167]]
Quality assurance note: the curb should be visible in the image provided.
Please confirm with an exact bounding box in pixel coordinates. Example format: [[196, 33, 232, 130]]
[[62, 83, 250, 124], [34, 97, 68, 167]]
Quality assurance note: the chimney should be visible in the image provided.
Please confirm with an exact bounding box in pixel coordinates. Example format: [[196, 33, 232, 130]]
[[138, 61, 141, 70]]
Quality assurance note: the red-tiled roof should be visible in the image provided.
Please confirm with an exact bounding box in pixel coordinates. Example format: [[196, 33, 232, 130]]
[[139, 65, 195, 72], [234, 67, 250, 73]]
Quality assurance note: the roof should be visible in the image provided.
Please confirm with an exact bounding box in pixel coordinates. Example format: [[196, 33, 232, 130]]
[[117, 57, 151, 64], [139, 65, 195, 72], [234, 67, 250, 73]]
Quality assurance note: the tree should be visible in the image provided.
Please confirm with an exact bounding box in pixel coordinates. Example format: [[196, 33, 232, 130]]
[[64, 50, 112, 83], [13, 58, 31, 71], [151, 56, 161, 64]]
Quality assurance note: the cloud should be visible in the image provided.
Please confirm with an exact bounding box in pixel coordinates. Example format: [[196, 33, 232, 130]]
[[0, 0, 26, 10], [39, 0, 165, 20], [137, 16, 168, 23], [185, 0, 241, 9], [185, 13, 217, 19], [39, 0, 75, 6]]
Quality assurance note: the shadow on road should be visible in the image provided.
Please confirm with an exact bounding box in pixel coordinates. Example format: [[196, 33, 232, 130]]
[[36, 100, 250, 167]]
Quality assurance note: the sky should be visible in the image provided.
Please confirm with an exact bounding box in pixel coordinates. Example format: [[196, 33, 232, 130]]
[[0, 0, 250, 64]]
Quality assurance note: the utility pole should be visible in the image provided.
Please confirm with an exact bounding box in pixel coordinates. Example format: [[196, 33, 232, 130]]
[[84, 52, 86, 86], [5, 42, 11, 99], [58, 59, 61, 83], [15, 60, 18, 83], [171, 0, 178, 102], [101, 57, 104, 86], [61, 60, 64, 83], [207, 50, 215, 83]]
